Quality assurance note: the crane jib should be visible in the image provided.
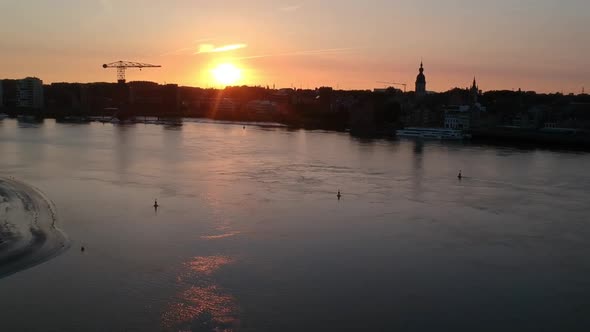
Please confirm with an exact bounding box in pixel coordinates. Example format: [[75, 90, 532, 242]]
[[102, 60, 161, 83]]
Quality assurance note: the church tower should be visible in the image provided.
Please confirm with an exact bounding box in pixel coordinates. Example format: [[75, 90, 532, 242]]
[[470, 77, 479, 105], [415, 61, 426, 98]]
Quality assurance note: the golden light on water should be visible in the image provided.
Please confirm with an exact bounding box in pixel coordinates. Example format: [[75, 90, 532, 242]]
[[162, 255, 239, 331], [211, 63, 242, 86], [161, 285, 239, 331], [185, 256, 234, 275]]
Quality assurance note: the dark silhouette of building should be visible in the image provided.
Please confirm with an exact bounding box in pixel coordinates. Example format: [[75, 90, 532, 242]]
[[128, 81, 180, 116], [1, 79, 19, 109], [17, 77, 44, 109], [318, 86, 334, 112], [1, 78, 44, 112], [415, 62, 426, 98], [470, 77, 479, 105], [45, 83, 86, 111]]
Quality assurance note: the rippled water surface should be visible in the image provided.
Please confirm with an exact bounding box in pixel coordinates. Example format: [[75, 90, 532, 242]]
[[1, 119, 590, 331]]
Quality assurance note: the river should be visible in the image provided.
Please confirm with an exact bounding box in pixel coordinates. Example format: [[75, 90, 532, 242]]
[[1, 118, 590, 331]]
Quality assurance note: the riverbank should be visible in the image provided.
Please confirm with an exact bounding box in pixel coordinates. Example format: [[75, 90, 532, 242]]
[[0, 177, 69, 278]]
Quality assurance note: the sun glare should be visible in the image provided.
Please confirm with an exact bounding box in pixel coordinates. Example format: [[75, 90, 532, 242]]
[[211, 63, 241, 86]]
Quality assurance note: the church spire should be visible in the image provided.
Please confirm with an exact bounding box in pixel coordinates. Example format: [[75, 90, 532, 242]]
[[415, 60, 426, 97], [470, 76, 479, 105]]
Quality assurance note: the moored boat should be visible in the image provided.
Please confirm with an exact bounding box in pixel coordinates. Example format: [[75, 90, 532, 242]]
[[396, 127, 471, 140]]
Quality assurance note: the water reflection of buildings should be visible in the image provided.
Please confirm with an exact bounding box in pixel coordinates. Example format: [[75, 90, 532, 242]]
[[114, 125, 133, 176], [411, 140, 424, 199]]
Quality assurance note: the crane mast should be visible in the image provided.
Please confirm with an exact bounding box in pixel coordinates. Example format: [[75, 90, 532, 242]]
[[102, 61, 162, 84]]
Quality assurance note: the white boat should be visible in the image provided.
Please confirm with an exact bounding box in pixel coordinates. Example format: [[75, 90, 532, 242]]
[[396, 127, 471, 140]]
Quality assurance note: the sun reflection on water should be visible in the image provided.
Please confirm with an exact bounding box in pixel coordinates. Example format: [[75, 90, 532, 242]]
[[161, 285, 239, 332], [185, 255, 234, 275], [162, 256, 239, 331], [200, 231, 241, 240]]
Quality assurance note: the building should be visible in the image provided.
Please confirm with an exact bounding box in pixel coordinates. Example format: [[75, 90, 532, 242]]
[[443, 78, 487, 130], [1, 80, 18, 109], [214, 98, 236, 113], [44, 83, 86, 111], [415, 62, 426, 98], [128, 81, 179, 115], [246, 100, 277, 114], [444, 111, 471, 130], [17, 77, 44, 109]]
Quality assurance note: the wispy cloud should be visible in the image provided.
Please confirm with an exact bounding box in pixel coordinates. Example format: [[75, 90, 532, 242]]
[[159, 38, 216, 57], [279, 4, 301, 12], [233, 47, 354, 60], [195, 43, 248, 54], [160, 46, 197, 57]]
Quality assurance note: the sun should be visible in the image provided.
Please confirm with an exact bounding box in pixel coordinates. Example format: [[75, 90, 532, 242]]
[[211, 63, 242, 86]]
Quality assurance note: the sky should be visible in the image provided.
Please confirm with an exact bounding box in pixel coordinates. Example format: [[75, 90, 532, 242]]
[[0, 0, 588, 93]]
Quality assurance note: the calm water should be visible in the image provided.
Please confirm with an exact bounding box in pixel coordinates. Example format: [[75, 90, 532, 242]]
[[1, 118, 590, 331]]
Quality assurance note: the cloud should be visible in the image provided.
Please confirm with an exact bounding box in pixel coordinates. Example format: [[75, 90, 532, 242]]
[[158, 38, 216, 57], [279, 5, 301, 12], [159, 46, 198, 57], [195, 43, 247, 54], [233, 47, 354, 60]]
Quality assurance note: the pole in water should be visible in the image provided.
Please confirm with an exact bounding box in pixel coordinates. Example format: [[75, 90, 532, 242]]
[[458, 170, 462, 180], [337, 190, 342, 200], [154, 199, 159, 209], [81, 246, 85, 252]]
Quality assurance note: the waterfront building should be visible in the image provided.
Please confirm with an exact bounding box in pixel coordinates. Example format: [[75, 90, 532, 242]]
[[129, 81, 179, 115], [246, 100, 278, 114], [17, 77, 44, 109], [444, 111, 471, 130], [214, 98, 236, 113], [1, 80, 19, 108], [443, 78, 487, 129]]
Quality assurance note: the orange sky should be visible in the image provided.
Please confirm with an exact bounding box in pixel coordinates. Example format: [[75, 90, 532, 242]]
[[0, 0, 588, 93]]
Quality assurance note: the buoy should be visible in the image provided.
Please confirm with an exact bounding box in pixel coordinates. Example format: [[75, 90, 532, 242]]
[[81, 246, 85, 252], [337, 190, 342, 199], [458, 170, 462, 180], [154, 199, 159, 208]]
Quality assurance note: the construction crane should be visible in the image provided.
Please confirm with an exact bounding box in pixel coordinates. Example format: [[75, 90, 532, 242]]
[[376, 81, 407, 93], [102, 61, 161, 84]]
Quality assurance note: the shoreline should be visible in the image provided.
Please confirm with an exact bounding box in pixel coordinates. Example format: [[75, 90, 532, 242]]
[[6, 115, 590, 152], [0, 176, 69, 279]]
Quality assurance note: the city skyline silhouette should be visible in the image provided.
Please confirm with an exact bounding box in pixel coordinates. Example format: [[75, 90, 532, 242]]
[[0, 0, 588, 93]]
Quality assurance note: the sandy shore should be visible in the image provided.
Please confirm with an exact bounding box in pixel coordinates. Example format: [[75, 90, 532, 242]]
[[0, 177, 69, 278]]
